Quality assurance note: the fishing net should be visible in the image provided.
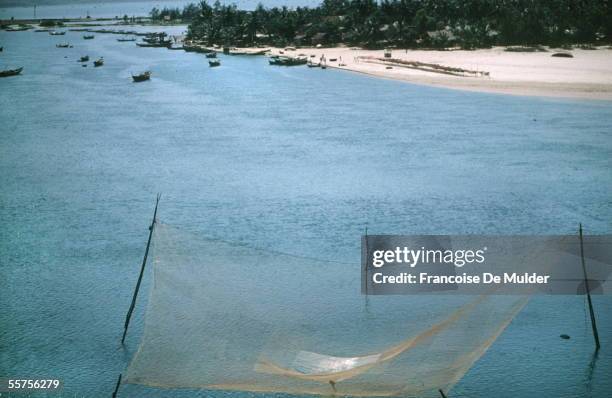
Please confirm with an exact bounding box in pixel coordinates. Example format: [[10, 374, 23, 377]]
[[124, 223, 528, 397]]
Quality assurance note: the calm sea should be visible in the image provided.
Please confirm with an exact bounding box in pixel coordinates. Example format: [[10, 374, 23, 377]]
[[1, 20, 611, 398], [0, 0, 321, 20]]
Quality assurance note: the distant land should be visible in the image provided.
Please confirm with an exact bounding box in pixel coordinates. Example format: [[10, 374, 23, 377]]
[[0, 0, 163, 7]]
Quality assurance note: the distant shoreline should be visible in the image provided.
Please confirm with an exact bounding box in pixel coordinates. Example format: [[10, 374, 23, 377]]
[[3, 19, 612, 100]]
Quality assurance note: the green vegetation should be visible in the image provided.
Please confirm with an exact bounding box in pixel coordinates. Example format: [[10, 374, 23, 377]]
[[39, 19, 65, 27], [152, 0, 611, 49]]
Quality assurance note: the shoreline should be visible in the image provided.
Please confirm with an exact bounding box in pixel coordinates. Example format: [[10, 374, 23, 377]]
[[3, 19, 612, 100], [265, 46, 612, 100]]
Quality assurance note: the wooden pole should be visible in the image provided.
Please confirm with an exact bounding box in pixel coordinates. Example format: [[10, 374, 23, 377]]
[[364, 226, 368, 296], [579, 223, 600, 350], [121, 194, 160, 344], [438, 389, 448, 398], [111, 373, 122, 398]]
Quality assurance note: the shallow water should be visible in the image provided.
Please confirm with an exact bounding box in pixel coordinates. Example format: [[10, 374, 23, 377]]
[[1, 26, 611, 398]]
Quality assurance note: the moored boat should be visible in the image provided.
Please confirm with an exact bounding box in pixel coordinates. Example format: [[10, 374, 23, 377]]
[[208, 59, 221, 67], [117, 37, 136, 42], [93, 58, 104, 67], [83, 35, 95, 40], [78, 55, 89, 62], [136, 41, 171, 48], [132, 71, 151, 82], [205, 52, 217, 58], [0, 67, 23, 77], [6, 26, 31, 31], [269, 56, 308, 66], [183, 42, 215, 53], [49, 30, 66, 35], [56, 43, 71, 48]]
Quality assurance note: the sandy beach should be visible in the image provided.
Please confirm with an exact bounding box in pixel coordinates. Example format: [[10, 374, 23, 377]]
[[266, 46, 612, 100]]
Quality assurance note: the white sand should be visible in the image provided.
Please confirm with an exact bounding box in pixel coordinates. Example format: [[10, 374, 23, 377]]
[[268, 46, 612, 100]]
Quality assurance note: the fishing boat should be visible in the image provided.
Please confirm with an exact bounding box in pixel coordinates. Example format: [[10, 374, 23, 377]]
[[117, 37, 136, 42], [56, 43, 71, 48], [49, 31, 66, 36], [132, 71, 151, 82], [136, 41, 171, 48], [269, 56, 308, 66], [93, 58, 104, 67], [83, 35, 95, 40], [205, 52, 217, 58], [78, 56, 89, 62], [0, 67, 23, 77], [6, 26, 31, 31], [183, 42, 215, 53], [208, 59, 221, 67]]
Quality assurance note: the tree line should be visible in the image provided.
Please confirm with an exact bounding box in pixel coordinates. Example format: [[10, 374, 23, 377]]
[[150, 0, 611, 49]]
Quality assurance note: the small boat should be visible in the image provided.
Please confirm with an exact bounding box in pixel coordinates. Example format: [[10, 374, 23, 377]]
[[83, 35, 95, 40], [205, 52, 217, 58], [208, 59, 221, 67], [183, 42, 215, 53], [49, 31, 66, 36], [0, 67, 23, 77], [117, 37, 136, 42], [269, 56, 308, 66], [93, 58, 104, 67], [132, 71, 151, 82], [307, 61, 320, 68], [0, 47, 3, 52], [78, 56, 89, 62], [136, 41, 171, 48], [56, 43, 71, 48], [6, 26, 31, 31]]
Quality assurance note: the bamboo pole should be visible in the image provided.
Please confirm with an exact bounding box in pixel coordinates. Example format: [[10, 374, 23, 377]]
[[579, 223, 600, 350], [121, 194, 161, 344], [363, 226, 369, 296], [111, 374, 122, 398]]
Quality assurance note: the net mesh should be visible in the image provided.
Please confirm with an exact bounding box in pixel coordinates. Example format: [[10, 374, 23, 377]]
[[124, 223, 528, 397]]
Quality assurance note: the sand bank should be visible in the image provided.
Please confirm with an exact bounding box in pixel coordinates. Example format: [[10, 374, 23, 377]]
[[266, 46, 612, 100]]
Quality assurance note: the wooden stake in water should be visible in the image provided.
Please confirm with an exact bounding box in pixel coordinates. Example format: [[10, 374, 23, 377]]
[[363, 226, 369, 296], [111, 373, 122, 398], [579, 223, 600, 350], [121, 194, 161, 344]]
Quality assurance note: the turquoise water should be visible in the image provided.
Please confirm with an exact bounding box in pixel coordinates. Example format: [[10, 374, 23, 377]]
[[1, 27, 612, 397]]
